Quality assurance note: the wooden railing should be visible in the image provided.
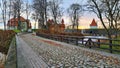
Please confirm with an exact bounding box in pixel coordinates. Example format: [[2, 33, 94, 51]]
[[36, 33, 120, 53]]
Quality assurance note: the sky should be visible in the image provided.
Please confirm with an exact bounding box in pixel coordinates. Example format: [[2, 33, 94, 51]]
[[0, 0, 103, 29], [60, 0, 102, 29], [27, 0, 102, 29], [61, 0, 83, 9]]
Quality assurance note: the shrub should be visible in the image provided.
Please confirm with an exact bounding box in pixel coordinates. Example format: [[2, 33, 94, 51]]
[[0, 30, 16, 54], [36, 29, 83, 36]]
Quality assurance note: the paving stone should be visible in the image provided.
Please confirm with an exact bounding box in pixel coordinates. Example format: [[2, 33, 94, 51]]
[[16, 36, 49, 68], [18, 34, 120, 68]]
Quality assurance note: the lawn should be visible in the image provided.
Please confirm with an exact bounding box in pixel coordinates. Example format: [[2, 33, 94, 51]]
[[100, 36, 120, 54], [13, 29, 21, 33]]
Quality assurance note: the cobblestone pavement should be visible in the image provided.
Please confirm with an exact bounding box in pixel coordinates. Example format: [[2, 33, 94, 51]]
[[20, 34, 120, 68]]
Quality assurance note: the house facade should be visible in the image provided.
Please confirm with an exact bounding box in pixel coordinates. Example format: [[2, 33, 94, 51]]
[[7, 16, 31, 31]]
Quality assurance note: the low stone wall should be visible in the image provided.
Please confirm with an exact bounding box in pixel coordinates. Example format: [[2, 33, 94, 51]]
[[0, 53, 5, 68], [5, 37, 17, 68]]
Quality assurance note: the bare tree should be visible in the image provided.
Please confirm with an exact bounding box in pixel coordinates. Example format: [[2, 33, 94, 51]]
[[113, 2, 120, 36], [87, 0, 120, 53], [25, 0, 31, 20], [10, 0, 23, 30], [32, 0, 48, 29], [0, 0, 7, 30], [87, 0, 120, 38], [16, 0, 23, 30], [12, 0, 17, 29], [48, 0, 63, 24], [7, 0, 13, 30], [68, 3, 83, 31], [7, 0, 12, 21]]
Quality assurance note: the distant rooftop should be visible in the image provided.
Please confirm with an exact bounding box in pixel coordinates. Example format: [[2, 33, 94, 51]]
[[90, 19, 97, 27]]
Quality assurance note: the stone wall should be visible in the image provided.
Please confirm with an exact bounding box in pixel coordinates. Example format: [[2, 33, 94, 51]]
[[5, 37, 17, 68]]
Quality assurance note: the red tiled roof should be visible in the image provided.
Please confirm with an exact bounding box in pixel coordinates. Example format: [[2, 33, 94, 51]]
[[16, 16, 26, 22], [90, 19, 97, 26], [7, 16, 27, 26]]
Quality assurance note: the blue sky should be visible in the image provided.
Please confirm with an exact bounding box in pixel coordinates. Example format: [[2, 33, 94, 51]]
[[59, 0, 100, 28], [29, 0, 85, 10], [28, 0, 100, 29], [61, 0, 83, 9], [0, 0, 101, 29]]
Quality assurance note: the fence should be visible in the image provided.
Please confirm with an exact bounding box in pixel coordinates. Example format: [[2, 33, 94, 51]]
[[36, 33, 120, 53]]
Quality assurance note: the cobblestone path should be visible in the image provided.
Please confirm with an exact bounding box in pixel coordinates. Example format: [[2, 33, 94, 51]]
[[16, 35, 49, 68], [16, 34, 120, 68]]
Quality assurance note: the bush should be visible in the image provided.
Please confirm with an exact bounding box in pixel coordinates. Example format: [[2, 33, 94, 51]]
[[0, 30, 16, 54], [36, 29, 83, 36]]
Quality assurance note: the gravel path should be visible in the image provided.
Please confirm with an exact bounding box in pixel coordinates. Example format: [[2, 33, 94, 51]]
[[20, 34, 120, 68]]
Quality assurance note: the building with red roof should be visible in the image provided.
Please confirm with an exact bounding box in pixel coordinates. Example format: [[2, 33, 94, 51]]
[[7, 16, 31, 31], [47, 19, 65, 33], [90, 19, 97, 29]]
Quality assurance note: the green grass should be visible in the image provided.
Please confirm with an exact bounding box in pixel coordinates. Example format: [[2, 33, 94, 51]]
[[99, 36, 120, 54], [32, 29, 38, 32], [100, 45, 109, 49], [112, 36, 120, 44], [100, 45, 120, 50], [13, 29, 21, 33]]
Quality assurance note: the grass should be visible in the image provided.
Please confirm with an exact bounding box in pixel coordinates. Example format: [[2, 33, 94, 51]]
[[13, 29, 21, 33], [112, 36, 120, 44], [99, 36, 120, 54], [32, 29, 38, 32]]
